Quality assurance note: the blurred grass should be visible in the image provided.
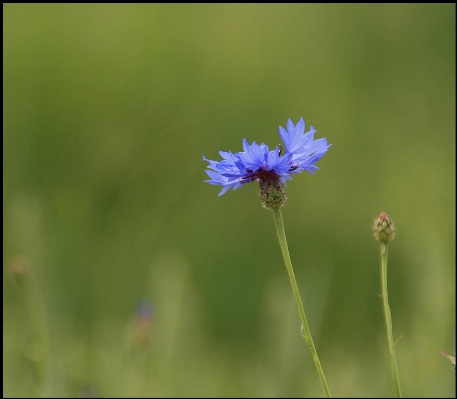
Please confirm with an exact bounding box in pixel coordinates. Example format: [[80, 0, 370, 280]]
[[3, 3, 455, 397]]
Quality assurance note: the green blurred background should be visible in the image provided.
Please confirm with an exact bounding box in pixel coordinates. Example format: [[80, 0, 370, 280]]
[[3, 4, 455, 397]]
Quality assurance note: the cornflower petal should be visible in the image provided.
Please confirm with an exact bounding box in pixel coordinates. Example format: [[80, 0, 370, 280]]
[[239, 139, 270, 169], [266, 147, 279, 168], [279, 117, 309, 154]]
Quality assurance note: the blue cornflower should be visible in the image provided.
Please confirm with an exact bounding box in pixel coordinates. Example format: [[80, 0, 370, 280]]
[[203, 118, 331, 209]]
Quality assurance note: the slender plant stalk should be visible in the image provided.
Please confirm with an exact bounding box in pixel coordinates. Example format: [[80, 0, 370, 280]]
[[380, 243, 402, 398], [14, 266, 50, 398], [273, 209, 331, 398]]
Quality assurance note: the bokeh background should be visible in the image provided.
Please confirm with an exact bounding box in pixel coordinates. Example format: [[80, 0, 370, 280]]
[[3, 4, 455, 397]]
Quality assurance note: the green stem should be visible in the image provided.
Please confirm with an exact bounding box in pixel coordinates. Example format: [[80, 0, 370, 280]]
[[273, 209, 331, 398], [380, 243, 402, 398], [15, 269, 50, 397]]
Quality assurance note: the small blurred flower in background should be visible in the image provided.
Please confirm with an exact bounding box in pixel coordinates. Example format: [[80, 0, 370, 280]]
[[127, 299, 156, 349], [8, 255, 30, 281]]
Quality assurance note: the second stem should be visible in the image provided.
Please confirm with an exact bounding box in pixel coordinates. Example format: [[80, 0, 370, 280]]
[[380, 242, 402, 398]]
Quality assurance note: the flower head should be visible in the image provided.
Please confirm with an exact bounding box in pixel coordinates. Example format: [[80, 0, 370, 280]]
[[203, 118, 331, 208]]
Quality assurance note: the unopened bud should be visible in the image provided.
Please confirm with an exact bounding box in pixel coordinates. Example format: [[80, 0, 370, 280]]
[[373, 212, 396, 244]]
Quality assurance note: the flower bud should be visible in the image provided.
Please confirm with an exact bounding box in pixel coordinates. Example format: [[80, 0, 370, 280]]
[[373, 212, 396, 244]]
